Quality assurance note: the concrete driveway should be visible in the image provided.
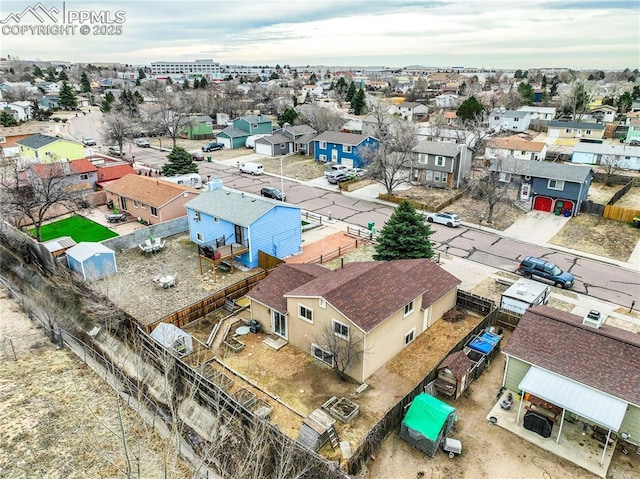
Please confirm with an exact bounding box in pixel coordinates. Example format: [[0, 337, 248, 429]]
[[502, 210, 571, 243]]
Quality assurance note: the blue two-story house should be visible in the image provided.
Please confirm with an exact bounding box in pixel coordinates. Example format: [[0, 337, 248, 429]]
[[217, 115, 273, 149], [490, 158, 593, 216], [184, 180, 302, 268], [313, 131, 379, 168]]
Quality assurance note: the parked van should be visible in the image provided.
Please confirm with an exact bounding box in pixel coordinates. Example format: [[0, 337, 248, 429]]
[[239, 162, 264, 175], [161, 173, 203, 189], [245, 134, 268, 148]]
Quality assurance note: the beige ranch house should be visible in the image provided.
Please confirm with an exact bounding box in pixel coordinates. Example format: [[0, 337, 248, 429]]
[[247, 259, 461, 383]]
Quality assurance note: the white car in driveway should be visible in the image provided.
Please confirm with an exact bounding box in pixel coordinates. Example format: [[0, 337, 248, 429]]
[[426, 212, 461, 227]]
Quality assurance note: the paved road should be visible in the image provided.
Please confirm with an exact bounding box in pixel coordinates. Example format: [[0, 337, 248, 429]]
[[68, 114, 640, 307]]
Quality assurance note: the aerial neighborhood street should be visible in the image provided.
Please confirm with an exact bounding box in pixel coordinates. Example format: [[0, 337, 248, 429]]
[[1, 2, 640, 479]]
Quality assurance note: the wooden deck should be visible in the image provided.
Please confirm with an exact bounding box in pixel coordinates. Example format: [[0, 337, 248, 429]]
[[198, 243, 250, 282]]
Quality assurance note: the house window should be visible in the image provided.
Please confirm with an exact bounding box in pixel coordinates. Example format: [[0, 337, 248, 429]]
[[332, 320, 349, 340], [521, 151, 526, 156], [150, 206, 158, 217], [499, 172, 511, 183], [425, 170, 433, 181], [141, 203, 146, 209], [79, 174, 88, 180], [434, 171, 441, 182], [193, 211, 201, 221], [586, 130, 592, 135], [214, 216, 219, 223], [404, 300, 414, 317], [298, 305, 313, 323], [435, 156, 445, 167], [494, 116, 499, 121], [196, 232, 204, 242], [514, 117, 519, 122], [319, 141, 327, 149], [565, 128, 572, 134], [319, 154, 327, 162], [319, 298, 326, 309], [441, 173, 448, 183], [133, 200, 139, 208], [343, 145, 352, 153], [311, 344, 333, 366], [548, 179, 565, 190], [418, 153, 427, 164], [404, 328, 416, 347]]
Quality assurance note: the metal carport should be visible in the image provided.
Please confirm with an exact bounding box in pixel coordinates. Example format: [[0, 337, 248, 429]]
[[516, 366, 628, 465]]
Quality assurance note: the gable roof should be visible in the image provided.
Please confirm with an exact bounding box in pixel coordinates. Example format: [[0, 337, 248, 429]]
[[247, 263, 329, 313], [283, 125, 317, 137], [185, 187, 299, 226], [239, 115, 272, 124], [413, 139, 461, 157], [398, 101, 426, 109], [66, 242, 114, 262], [16, 133, 64, 149], [490, 158, 592, 183], [256, 132, 290, 145], [572, 142, 640, 156], [438, 350, 474, 378], [219, 126, 250, 138], [502, 305, 640, 406], [548, 120, 605, 130], [105, 174, 199, 207], [314, 131, 375, 146], [96, 163, 137, 183], [487, 136, 546, 153], [490, 109, 529, 119], [286, 259, 460, 332], [31, 158, 97, 177]]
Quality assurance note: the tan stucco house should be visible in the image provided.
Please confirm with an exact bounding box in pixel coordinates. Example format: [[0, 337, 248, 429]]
[[246, 259, 461, 382], [104, 174, 200, 224]]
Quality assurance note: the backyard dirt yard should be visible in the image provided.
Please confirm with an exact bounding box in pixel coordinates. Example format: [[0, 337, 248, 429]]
[[259, 154, 328, 181], [96, 233, 261, 326], [0, 288, 192, 479], [367, 338, 640, 479]]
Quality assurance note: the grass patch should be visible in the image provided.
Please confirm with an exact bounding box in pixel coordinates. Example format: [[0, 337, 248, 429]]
[[30, 215, 118, 242]]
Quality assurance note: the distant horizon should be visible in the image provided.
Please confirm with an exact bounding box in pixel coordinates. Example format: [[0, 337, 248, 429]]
[[1, 0, 639, 71]]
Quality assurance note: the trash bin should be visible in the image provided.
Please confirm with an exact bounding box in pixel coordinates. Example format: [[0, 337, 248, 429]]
[[563, 209, 571, 217], [207, 156, 212, 162]]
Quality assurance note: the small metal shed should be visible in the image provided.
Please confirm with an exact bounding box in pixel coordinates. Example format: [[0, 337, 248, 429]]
[[66, 242, 117, 281]]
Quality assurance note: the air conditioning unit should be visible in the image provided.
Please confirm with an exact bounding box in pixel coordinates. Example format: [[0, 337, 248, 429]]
[[583, 310, 603, 329]]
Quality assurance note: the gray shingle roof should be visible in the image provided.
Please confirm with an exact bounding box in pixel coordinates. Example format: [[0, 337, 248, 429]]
[[218, 126, 250, 138], [16, 133, 61, 149], [490, 158, 592, 183], [184, 188, 298, 227], [241, 115, 271, 123], [572, 142, 640, 155], [314, 131, 373, 146], [257, 133, 289, 145], [502, 305, 640, 406], [283, 125, 317, 136], [413, 139, 460, 157], [491, 109, 529, 119], [548, 120, 604, 130]]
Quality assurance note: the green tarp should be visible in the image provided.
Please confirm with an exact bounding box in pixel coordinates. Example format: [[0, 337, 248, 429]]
[[400, 393, 457, 457]]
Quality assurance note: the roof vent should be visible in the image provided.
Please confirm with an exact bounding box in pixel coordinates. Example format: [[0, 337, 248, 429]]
[[583, 310, 603, 329], [516, 286, 527, 296]]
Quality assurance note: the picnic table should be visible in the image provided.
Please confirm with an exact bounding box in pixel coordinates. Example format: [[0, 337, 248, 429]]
[[139, 238, 166, 254], [105, 213, 127, 223]]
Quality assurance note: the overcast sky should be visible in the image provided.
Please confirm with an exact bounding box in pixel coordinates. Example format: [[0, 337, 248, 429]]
[[1, 0, 639, 70]]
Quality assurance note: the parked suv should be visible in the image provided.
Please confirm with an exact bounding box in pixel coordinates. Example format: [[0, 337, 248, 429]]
[[518, 256, 574, 289]]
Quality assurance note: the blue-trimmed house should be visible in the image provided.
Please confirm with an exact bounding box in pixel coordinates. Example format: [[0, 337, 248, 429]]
[[217, 115, 273, 149], [184, 180, 302, 268], [313, 131, 379, 168], [489, 158, 593, 216]]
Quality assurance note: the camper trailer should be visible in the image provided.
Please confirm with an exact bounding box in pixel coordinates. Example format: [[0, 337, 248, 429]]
[[500, 279, 550, 315], [162, 173, 203, 189]]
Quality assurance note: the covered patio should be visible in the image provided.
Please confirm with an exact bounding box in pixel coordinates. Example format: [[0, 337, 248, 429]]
[[488, 380, 620, 478]]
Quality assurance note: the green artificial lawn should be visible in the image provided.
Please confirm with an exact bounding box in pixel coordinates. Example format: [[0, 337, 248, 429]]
[[31, 215, 118, 242]]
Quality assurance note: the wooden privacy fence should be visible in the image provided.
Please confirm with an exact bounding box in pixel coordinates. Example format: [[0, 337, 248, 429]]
[[305, 239, 362, 265], [604, 204, 640, 223], [143, 271, 268, 333], [258, 250, 285, 270]]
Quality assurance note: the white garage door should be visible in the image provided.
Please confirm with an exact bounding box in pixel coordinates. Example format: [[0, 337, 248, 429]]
[[255, 142, 272, 156], [341, 158, 354, 168], [220, 138, 232, 149]]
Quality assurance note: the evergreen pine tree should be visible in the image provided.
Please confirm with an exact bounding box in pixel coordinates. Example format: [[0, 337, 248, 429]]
[[346, 82, 357, 102], [80, 72, 91, 92], [161, 146, 198, 176], [199, 77, 208, 89], [373, 201, 434, 261], [456, 96, 484, 123], [58, 70, 68, 81], [58, 81, 77, 110], [351, 88, 366, 115], [33, 65, 43, 77], [0, 111, 18, 127], [138, 68, 146, 80]]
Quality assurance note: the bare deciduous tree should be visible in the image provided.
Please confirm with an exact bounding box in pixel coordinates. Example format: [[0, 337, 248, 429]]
[[151, 94, 194, 148], [316, 323, 364, 381], [296, 105, 344, 132], [0, 163, 84, 241], [101, 112, 136, 159], [471, 157, 523, 224]]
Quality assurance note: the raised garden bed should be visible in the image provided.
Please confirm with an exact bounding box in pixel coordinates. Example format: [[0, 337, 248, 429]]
[[232, 387, 257, 408], [224, 336, 245, 353], [323, 396, 360, 423], [249, 397, 273, 420], [202, 363, 234, 391]]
